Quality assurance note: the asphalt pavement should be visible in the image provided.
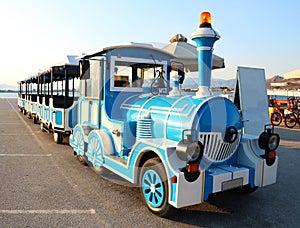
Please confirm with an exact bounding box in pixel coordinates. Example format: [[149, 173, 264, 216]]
[[0, 98, 299, 228]]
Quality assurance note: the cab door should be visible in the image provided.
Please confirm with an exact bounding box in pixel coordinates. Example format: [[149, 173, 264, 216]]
[[79, 58, 104, 129]]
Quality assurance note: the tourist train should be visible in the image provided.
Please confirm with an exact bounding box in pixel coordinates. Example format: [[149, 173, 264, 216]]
[[18, 12, 280, 217], [18, 58, 79, 143]]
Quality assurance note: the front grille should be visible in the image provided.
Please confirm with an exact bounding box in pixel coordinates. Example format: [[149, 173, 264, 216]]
[[199, 132, 240, 162], [136, 118, 152, 140]]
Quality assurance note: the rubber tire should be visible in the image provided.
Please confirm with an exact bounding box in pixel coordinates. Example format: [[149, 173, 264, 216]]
[[271, 112, 282, 126], [40, 123, 45, 132], [54, 132, 63, 144], [76, 155, 87, 166], [33, 116, 37, 124], [284, 113, 297, 128], [139, 157, 174, 217]]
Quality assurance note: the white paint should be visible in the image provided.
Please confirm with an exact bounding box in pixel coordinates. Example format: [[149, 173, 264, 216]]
[[237, 136, 264, 187], [101, 105, 123, 152], [81, 101, 89, 123], [196, 47, 214, 51], [190, 27, 220, 39], [210, 168, 232, 193], [262, 156, 278, 186], [236, 67, 269, 135], [0, 154, 52, 157], [173, 170, 204, 208], [0, 133, 34, 136], [219, 165, 249, 185], [193, 86, 211, 98], [0, 209, 96, 214]]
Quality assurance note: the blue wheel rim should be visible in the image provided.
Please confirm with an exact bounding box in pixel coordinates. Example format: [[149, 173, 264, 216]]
[[73, 127, 84, 156], [142, 170, 164, 208], [86, 132, 104, 168]]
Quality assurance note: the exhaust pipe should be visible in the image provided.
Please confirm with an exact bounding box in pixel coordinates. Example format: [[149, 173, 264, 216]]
[[191, 12, 220, 98]]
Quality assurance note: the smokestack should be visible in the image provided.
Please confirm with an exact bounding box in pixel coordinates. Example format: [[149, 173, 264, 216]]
[[191, 12, 220, 97]]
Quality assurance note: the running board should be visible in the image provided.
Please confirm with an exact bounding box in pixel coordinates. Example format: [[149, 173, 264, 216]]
[[105, 155, 128, 166]]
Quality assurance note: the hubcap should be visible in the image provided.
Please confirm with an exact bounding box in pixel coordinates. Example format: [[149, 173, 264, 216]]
[[142, 170, 164, 208], [150, 184, 155, 193]]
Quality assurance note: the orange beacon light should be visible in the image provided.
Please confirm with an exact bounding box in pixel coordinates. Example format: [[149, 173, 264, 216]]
[[200, 12, 212, 28]]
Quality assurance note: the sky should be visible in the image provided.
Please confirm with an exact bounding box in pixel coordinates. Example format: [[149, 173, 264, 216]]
[[1, 0, 300, 86]]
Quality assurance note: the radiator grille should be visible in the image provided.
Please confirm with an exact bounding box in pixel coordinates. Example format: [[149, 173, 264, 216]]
[[199, 132, 240, 162], [136, 118, 152, 140]]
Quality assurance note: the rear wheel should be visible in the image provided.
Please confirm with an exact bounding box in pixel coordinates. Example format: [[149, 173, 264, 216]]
[[40, 123, 45, 132], [33, 116, 37, 124], [76, 155, 87, 166], [271, 112, 282, 126], [284, 113, 297, 128], [140, 157, 174, 217], [72, 126, 86, 165], [54, 132, 63, 144]]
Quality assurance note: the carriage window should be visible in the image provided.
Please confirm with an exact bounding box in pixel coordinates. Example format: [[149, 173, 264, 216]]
[[113, 59, 164, 89], [114, 62, 131, 87]]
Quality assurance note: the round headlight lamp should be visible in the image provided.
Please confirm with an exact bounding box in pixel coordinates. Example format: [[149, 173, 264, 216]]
[[176, 140, 204, 162], [225, 126, 238, 143], [186, 141, 202, 162], [258, 132, 280, 151]]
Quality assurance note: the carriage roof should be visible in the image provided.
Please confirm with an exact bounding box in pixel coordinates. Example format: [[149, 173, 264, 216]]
[[36, 63, 79, 83], [82, 44, 175, 59]]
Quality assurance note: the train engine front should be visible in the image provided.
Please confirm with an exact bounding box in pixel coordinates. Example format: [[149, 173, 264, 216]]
[[124, 12, 280, 215]]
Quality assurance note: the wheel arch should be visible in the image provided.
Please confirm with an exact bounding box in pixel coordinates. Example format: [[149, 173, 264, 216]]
[[132, 148, 169, 185]]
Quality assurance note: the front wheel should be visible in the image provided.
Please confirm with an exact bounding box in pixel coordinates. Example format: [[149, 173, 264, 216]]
[[284, 113, 297, 128], [140, 157, 174, 217], [271, 112, 282, 126]]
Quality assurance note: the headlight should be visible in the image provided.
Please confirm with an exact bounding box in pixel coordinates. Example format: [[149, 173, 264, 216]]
[[186, 141, 202, 161], [176, 140, 204, 162], [225, 126, 238, 143], [258, 132, 280, 151]]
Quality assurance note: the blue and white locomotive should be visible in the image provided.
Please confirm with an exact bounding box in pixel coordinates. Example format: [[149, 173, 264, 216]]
[[69, 12, 279, 216]]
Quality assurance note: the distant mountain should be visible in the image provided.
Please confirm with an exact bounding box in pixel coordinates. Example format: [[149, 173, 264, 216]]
[[0, 84, 18, 91], [266, 75, 284, 89], [211, 78, 236, 89]]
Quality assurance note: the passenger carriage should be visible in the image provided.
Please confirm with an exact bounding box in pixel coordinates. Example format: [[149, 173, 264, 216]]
[[17, 77, 38, 119], [25, 76, 38, 121], [36, 63, 79, 143], [69, 12, 280, 217], [17, 80, 26, 114]]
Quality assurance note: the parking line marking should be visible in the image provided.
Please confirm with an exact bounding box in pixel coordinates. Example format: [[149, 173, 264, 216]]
[[0, 154, 52, 157], [0, 209, 96, 214], [0, 133, 34, 136]]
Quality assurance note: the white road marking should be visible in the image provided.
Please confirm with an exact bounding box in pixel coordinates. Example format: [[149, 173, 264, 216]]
[[280, 139, 300, 148], [0, 133, 34, 136], [0, 154, 52, 157], [0, 123, 24, 124], [0, 209, 96, 214]]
